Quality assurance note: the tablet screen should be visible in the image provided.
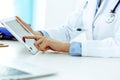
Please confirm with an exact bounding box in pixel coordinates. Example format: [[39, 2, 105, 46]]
[[4, 20, 31, 41]]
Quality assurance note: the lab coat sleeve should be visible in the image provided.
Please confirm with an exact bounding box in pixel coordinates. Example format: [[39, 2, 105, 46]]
[[81, 39, 120, 58], [71, 34, 120, 58], [81, 24, 120, 58], [70, 22, 120, 58]]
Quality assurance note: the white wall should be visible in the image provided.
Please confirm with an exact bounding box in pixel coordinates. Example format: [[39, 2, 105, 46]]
[[45, 0, 78, 29], [0, 0, 81, 30], [32, 0, 46, 30], [0, 0, 15, 19], [31, 0, 82, 30]]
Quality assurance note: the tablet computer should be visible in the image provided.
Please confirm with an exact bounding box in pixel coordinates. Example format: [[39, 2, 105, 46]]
[[0, 17, 38, 54]]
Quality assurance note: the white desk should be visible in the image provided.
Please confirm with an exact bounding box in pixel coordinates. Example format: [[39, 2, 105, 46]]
[[1, 40, 120, 80]]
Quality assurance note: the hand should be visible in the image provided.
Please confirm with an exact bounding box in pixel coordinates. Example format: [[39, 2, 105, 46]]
[[23, 35, 70, 53], [15, 16, 42, 36]]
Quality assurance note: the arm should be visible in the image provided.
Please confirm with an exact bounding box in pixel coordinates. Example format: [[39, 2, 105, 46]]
[[23, 35, 82, 56], [23, 35, 70, 53]]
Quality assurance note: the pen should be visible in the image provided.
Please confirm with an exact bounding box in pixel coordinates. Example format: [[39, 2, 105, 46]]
[[77, 28, 82, 31], [76, 28, 86, 31], [0, 44, 9, 47]]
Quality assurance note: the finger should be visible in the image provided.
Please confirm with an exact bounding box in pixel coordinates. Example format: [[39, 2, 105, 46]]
[[41, 46, 51, 53], [34, 37, 49, 51], [39, 37, 53, 52], [38, 37, 49, 51], [22, 36, 34, 42], [22, 36, 42, 42], [34, 38, 44, 49], [42, 47, 50, 53]]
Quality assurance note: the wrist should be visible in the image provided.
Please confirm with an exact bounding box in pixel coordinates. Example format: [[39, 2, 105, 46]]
[[63, 42, 70, 52]]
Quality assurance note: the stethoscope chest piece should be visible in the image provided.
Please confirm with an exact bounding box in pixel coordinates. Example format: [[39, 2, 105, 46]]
[[105, 0, 120, 23], [106, 12, 116, 23]]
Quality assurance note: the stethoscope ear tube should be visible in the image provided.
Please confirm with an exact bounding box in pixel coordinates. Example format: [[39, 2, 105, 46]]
[[111, 0, 120, 13]]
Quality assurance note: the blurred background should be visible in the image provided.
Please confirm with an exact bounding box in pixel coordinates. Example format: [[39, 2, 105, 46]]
[[0, 0, 81, 30]]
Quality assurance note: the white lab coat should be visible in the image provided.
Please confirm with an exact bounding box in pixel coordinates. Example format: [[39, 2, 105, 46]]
[[45, 0, 120, 57]]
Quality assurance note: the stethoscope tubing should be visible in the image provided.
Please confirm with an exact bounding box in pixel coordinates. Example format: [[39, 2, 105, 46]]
[[111, 0, 120, 13]]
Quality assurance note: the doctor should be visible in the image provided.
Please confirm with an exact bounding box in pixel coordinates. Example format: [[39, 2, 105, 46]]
[[18, 0, 120, 57]]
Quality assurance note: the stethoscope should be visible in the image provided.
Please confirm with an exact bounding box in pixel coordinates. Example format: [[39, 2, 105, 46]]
[[106, 0, 120, 23]]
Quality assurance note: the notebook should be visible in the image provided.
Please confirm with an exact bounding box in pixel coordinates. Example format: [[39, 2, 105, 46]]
[[0, 61, 56, 80], [0, 16, 38, 55]]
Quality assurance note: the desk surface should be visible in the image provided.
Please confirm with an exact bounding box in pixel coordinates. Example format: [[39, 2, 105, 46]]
[[1, 40, 120, 80]]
